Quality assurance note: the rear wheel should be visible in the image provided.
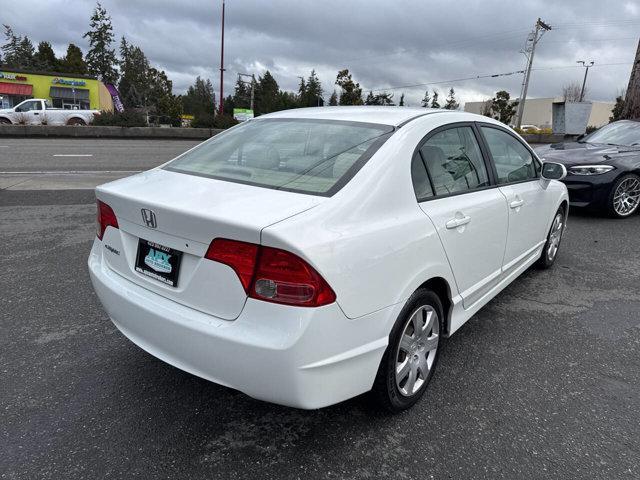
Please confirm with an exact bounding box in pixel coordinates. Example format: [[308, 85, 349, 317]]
[[67, 118, 86, 126], [372, 289, 442, 413], [537, 206, 565, 269], [608, 173, 640, 218], [0, 118, 11, 125]]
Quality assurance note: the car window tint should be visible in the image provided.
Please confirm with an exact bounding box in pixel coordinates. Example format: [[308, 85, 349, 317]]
[[411, 153, 433, 200], [481, 127, 538, 184], [419, 127, 489, 196]]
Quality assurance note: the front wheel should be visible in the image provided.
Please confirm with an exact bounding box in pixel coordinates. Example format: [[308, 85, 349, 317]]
[[608, 173, 640, 218], [0, 118, 11, 125], [372, 289, 443, 413], [537, 206, 565, 269]]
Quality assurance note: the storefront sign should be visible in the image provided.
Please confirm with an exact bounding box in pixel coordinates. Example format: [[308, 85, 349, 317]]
[[0, 72, 28, 81], [52, 77, 86, 87]]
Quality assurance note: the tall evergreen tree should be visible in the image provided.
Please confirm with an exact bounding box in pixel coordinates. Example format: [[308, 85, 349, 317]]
[[255, 70, 280, 115], [232, 76, 251, 109], [335, 69, 363, 105], [59, 44, 87, 75], [399, 93, 405, 106], [299, 70, 323, 107], [33, 41, 58, 71], [443, 88, 460, 110], [421, 90, 431, 108], [430, 90, 440, 108], [328, 90, 338, 106], [181, 76, 216, 116], [118, 37, 150, 107], [83, 2, 118, 84], [2, 25, 34, 68]]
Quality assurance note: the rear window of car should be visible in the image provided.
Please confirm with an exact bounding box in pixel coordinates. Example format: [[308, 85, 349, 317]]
[[165, 118, 394, 196]]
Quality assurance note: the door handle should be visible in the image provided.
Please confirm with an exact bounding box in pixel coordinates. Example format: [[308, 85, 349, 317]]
[[33, 112, 39, 115], [446, 215, 471, 229], [509, 199, 524, 209]]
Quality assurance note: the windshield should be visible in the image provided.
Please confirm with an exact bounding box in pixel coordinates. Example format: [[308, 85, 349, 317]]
[[165, 118, 394, 196], [582, 121, 640, 146]]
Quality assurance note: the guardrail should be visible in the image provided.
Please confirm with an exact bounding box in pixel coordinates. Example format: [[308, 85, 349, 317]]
[[0, 124, 569, 144], [0, 124, 224, 140]]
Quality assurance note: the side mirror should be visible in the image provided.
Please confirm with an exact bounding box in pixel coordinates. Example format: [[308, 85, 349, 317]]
[[540, 162, 567, 185]]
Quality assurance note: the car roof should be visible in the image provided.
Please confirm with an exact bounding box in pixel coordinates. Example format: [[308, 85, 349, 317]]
[[259, 106, 458, 127]]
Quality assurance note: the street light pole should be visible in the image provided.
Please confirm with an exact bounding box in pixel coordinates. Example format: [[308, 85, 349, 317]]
[[219, 0, 226, 115], [577, 60, 594, 102]]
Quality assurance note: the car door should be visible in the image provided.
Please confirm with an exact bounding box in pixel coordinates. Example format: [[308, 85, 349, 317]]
[[15, 100, 43, 124], [478, 125, 552, 273], [414, 124, 508, 309]]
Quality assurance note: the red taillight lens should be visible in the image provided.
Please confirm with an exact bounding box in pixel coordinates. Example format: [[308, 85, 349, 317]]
[[204, 239, 336, 307], [96, 200, 118, 240], [205, 238, 259, 291]]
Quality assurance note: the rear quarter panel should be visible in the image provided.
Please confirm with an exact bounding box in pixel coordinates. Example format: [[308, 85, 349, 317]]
[[261, 115, 468, 320]]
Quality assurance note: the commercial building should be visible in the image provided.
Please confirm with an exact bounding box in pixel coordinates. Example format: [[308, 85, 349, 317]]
[[464, 97, 615, 128], [0, 67, 114, 111]]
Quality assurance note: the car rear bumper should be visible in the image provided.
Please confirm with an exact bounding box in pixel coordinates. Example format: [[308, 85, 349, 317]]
[[88, 239, 395, 409]]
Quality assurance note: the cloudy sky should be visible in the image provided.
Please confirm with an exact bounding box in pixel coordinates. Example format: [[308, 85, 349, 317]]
[[3, 0, 639, 106]]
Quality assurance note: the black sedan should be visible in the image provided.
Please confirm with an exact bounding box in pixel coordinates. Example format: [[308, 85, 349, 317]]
[[536, 120, 640, 218]]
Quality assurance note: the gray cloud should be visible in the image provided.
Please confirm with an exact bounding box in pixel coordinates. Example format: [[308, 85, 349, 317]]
[[3, 0, 639, 106]]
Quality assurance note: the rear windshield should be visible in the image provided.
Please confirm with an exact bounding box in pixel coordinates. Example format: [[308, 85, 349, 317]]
[[165, 118, 394, 196]]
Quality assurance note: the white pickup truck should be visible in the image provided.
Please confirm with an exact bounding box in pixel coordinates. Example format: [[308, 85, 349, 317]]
[[0, 99, 100, 126]]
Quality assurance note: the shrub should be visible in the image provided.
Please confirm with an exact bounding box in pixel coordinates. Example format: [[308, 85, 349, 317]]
[[585, 125, 598, 134], [91, 110, 147, 127], [191, 113, 239, 129]]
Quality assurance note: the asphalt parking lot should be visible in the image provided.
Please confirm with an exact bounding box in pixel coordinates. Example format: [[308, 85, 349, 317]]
[[1, 140, 639, 479]]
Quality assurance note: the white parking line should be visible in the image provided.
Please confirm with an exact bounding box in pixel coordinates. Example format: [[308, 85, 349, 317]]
[[53, 154, 93, 157]]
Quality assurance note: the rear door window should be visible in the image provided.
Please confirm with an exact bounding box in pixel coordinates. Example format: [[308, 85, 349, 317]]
[[166, 119, 394, 196], [419, 126, 490, 196]]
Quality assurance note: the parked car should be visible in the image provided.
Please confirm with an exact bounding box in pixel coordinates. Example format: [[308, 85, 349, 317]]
[[0, 99, 99, 126], [89, 107, 568, 411], [536, 120, 640, 218], [520, 124, 542, 133]]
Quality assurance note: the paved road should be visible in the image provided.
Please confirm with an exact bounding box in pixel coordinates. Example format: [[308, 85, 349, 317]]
[[0, 138, 200, 190], [1, 186, 639, 479]]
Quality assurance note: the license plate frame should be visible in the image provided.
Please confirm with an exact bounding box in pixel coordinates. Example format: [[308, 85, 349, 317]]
[[134, 238, 183, 287]]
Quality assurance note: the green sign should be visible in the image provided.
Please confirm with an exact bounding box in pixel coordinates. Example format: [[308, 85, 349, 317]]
[[233, 108, 254, 121]]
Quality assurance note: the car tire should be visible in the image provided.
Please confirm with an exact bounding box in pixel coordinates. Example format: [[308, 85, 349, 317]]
[[0, 118, 11, 125], [371, 289, 443, 413], [537, 205, 566, 269], [67, 118, 86, 126], [607, 173, 640, 218]]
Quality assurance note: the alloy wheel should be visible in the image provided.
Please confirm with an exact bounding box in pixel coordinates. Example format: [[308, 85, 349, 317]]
[[613, 177, 640, 217], [395, 305, 439, 397], [547, 212, 564, 262]]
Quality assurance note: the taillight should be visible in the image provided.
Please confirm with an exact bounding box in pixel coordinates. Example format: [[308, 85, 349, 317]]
[[205, 238, 259, 291], [96, 200, 118, 240], [205, 238, 336, 307]]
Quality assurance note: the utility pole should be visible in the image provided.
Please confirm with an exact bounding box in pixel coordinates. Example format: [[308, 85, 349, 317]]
[[621, 38, 640, 120], [577, 60, 594, 102], [218, 0, 226, 115], [514, 18, 551, 128]]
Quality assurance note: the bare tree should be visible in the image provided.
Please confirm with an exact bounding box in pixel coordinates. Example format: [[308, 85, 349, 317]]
[[562, 82, 585, 102]]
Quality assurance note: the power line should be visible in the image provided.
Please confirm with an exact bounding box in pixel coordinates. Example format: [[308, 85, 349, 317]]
[[367, 62, 632, 93]]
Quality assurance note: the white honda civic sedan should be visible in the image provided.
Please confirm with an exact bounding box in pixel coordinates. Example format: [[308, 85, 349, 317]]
[[89, 107, 568, 411]]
